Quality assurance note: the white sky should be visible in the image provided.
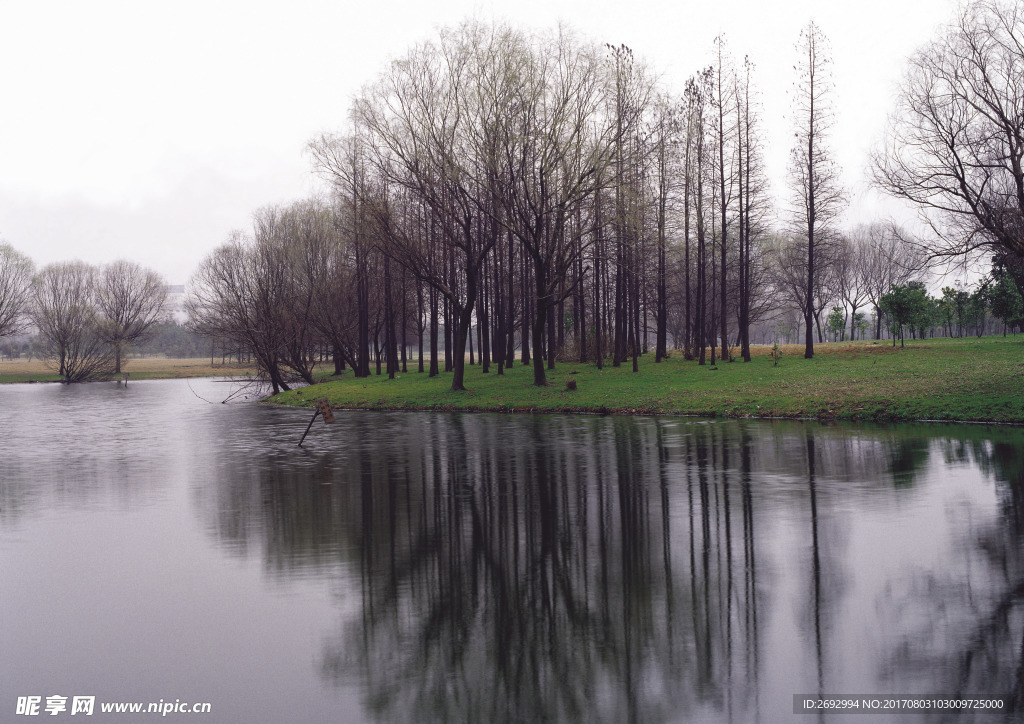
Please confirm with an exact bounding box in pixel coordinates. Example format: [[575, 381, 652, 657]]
[[0, 0, 958, 284]]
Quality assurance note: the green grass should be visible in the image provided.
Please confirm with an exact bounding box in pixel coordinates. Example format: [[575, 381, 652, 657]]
[[0, 372, 66, 384], [270, 336, 1024, 423]]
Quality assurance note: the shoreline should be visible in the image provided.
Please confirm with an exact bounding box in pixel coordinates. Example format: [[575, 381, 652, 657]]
[[0, 357, 258, 384], [4, 339, 1021, 426], [268, 337, 1024, 426], [269, 398, 1024, 427]]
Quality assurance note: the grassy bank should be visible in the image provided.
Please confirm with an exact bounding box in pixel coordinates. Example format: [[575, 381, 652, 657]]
[[271, 336, 1024, 423], [0, 357, 258, 384]]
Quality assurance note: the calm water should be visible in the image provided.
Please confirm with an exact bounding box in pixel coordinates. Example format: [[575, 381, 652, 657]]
[[1, 379, 1023, 723]]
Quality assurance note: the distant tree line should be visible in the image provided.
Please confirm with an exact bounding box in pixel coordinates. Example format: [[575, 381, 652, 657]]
[[133, 321, 213, 359], [875, 262, 1024, 346]]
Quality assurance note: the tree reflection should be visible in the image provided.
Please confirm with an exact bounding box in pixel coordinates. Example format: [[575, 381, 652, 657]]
[[184, 412, 1024, 722], [312, 416, 770, 723], [812, 425, 1024, 717], [914, 430, 1024, 714]]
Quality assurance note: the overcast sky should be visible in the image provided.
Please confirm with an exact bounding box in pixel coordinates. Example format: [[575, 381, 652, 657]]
[[0, 0, 958, 284]]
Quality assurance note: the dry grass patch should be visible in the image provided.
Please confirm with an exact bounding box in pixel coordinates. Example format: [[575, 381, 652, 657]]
[[0, 357, 257, 382]]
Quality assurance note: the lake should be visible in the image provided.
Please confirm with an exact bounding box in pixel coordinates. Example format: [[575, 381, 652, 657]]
[[1, 378, 1022, 722]]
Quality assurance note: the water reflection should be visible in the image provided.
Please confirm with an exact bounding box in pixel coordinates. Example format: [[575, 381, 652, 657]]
[[3, 380, 1023, 723], [313, 415, 698, 723], [185, 411, 1023, 722], [890, 430, 1024, 717]]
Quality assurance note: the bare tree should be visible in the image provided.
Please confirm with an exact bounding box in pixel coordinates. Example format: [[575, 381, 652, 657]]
[[789, 20, 845, 358], [688, 69, 715, 365], [651, 94, 679, 362], [678, 75, 706, 360], [31, 261, 115, 383], [309, 133, 377, 378], [767, 232, 839, 343], [261, 201, 337, 385], [188, 200, 358, 391], [0, 241, 34, 340], [857, 222, 926, 339], [873, 0, 1024, 267], [832, 234, 870, 340], [605, 43, 653, 373], [345, 23, 500, 392], [306, 198, 362, 375], [95, 260, 168, 373], [711, 35, 738, 363], [188, 232, 294, 393], [490, 30, 617, 385], [735, 56, 772, 360]]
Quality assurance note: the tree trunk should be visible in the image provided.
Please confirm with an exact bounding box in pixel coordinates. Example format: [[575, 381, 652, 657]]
[[429, 284, 439, 377], [532, 259, 548, 387]]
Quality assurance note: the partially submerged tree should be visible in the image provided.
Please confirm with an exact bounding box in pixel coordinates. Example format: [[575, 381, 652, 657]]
[[188, 232, 295, 393], [31, 261, 115, 382], [187, 200, 352, 393]]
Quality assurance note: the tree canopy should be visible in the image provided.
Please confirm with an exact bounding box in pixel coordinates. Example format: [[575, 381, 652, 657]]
[[874, 0, 1024, 267]]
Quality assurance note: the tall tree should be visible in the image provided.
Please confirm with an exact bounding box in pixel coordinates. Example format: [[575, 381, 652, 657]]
[[789, 21, 845, 359], [348, 23, 509, 392], [309, 133, 375, 377], [305, 199, 362, 375], [680, 77, 702, 360], [712, 35, 737, 363], [606, 43, 650, 371], [652, 95, 678, 362], [689, 69, 714, 366], [487, 29, 617, 386], [735, 56, 770, 361]]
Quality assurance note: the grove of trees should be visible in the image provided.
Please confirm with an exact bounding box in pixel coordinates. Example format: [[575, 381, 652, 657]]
[[194, 19, 830, 391], [3, 1, 1023, 387], [181, 4, 1024, 391], [187, 201, 350, 393], [0, 247, 169, 382]]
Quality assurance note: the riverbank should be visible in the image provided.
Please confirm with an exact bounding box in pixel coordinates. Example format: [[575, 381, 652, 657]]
[[271, 336, 1024, 423], [0, 357, 258, 383]]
